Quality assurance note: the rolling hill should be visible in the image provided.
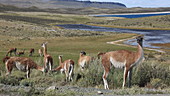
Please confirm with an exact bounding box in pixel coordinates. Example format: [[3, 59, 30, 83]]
[[0, 0, 126, 9]]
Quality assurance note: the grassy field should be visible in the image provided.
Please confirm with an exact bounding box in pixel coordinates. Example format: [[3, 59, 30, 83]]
[[0, 33, 170, 95], [0, 10, 170, 95], [90, 15, 170, 29]]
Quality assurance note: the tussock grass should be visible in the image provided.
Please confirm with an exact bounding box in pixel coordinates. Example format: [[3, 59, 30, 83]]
[[1, 33, 169, 90], [0, 33, 136, 87], [75, 53, 170, 89], [0, 9, 170, 95]]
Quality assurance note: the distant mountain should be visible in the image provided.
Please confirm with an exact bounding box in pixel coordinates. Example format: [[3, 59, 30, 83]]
[[0, 0, 126, 9]]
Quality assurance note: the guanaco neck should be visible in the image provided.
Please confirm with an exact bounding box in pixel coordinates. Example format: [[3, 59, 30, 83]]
[[43, 45, 48, 56], [52, 56, 63, 72], [35, 65, 44, 72], [59, 56, 63, 65], [80, 54, 84, 58], [136, 41, 144, 60]]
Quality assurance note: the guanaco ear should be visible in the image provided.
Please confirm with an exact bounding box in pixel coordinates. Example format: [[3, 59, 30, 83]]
[[41, 42, 44, 45], [136, 35, 144, 40], [58, 55, 63, 58], [80, 51, 86, 55], [45, 42, 48, 44]]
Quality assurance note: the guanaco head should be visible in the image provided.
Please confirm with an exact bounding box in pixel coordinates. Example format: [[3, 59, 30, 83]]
[[14, 48, 17, 52], [41, 42, 48, 48], [58, 55, 63, 59], [136, 36, 144, 47], [30, 48, 34, 52], [2, 56, 10, 63], [80, 51, 86, 56]]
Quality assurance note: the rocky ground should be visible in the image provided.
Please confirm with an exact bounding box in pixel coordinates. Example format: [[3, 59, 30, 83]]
[[1, 83, 170, 96]]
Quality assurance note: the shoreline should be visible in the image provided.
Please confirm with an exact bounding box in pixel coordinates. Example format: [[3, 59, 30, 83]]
[[107, 36, 165, 53], [56, 24, 170, 51], [88, 24, 170, 30], [90, 11, 170, 16]]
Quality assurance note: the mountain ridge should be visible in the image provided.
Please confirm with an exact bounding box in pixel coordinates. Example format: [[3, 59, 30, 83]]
[[0, 0, 126, 9]]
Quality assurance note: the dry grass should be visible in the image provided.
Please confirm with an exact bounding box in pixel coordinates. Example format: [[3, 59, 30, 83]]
[[0, 9, 170, 95], [92, 15, 170, 30]]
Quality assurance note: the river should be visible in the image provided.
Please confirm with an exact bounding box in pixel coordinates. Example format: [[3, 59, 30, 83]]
[[57, 24, 170, 49]]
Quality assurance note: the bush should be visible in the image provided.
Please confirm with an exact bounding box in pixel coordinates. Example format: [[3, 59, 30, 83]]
[[76, 57, 170, 89], [132, 60, 170, 88], [19, 75, 61, 87], [149, 78, 167, 89], [44, 90, 76, 96], [20, 79, 34, 87], [75, 59, 125, 89], [0, 76, 20, 86], [76, 59, 103, 88]]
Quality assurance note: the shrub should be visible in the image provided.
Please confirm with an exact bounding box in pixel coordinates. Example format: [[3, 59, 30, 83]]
[[0, 76, 20, 86], [75, 59, 125, 89], [76, 57, 170, 89], [76, 59, 103, 87], [44, 90, 76, 96], [132, 60, 170, 88], [23, 76, 55, 87], [20, 79, 34, 87], [149, 78, 167, 89]]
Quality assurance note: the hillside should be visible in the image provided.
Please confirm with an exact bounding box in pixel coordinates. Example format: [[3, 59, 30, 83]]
[[0, 0, 126, 9], [94, 14, 170, 29]]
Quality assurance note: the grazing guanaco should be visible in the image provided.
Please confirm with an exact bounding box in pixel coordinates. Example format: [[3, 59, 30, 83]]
[[52, 55, 74, 81], [41, 42, 53, 72], [38, 49, 43, 57], [78, 51, 92, 70], [6, 48, 17, 56], [101, 36, 144, 89], [3, 56, 45, 78], [17, 49, 25, 56], [29, 48, 35, 56]]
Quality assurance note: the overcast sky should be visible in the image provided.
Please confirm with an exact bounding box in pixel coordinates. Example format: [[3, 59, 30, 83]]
[[79, 0, 170, 8]]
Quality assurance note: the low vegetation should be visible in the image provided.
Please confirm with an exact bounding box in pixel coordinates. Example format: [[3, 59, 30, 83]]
[[0, 8, 170, 95], [93, 15, 170, 29]]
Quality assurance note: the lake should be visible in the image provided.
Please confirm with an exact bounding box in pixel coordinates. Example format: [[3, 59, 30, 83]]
[[93, 12, 170, 18], [57, 24, 170, 49]]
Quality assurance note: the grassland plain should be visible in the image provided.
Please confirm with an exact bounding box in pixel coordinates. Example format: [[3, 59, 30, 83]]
[[0, 11, 170, 96], [89, 14, 170, 49]]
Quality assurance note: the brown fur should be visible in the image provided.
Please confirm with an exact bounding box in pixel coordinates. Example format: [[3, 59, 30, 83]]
[[78, 51, 92, 70], [41, 42, 53, 72], [29, 48, 34, 56], [6, 48, 17, 56], [52, 55, 74, 81], [17, 49, 25, 56], [102, 36, 144, 89], [4, 57, 45, 78], [38, 49, 43, 57], [97, 52, 106, 59], [2, 56, 10, 63]]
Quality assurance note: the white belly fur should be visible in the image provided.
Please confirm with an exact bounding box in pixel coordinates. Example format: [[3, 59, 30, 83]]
[[15, 62, 27, 71], [110, 57, 126, 68], [80, 60, 86, 68]]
